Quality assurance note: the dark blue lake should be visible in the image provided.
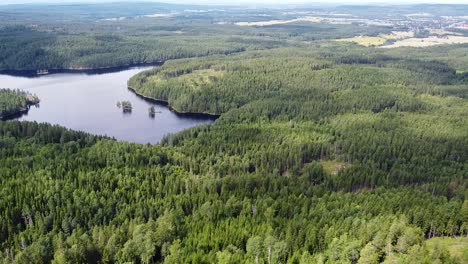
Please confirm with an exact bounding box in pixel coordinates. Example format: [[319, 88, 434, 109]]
[[0, 66, 215, 144]]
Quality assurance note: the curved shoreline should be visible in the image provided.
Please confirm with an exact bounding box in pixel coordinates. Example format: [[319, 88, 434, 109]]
[[1, 61, 220, 119], [0, 108, 28, 120], [0, 105, 37, 121], [0, 61, 164, 77], [127, 86, 220, 119]]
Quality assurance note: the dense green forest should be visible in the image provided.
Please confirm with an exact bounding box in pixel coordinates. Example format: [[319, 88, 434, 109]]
[[0, 89, 39, 119], [1, 2, 468, 264], [0, 121, 466, 263], [1, 43, 467, 263], [0, 2, 408, 71], [0, 22, 393, 71]]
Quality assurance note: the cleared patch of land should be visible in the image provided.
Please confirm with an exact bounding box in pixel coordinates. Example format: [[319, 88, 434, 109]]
[[320, 160, 351, 176], [234, 16, 392, 27], [234, 17, 320, 26], [390, 31, 416, 38], [429, 28, 462, 36], [148, 69, 224, 90], [337, 31, 414, 47], [99, 17, 127, 21], [381, 35, 468, 48], [406, 13, 433, 17], [425, 237, 468, 263], [337, 36, 387, 46], [235, 19, 298, 26], [143, 13, 176, 18]]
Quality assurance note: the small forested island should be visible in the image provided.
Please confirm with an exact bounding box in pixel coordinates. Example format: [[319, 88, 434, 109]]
[[116, 100, 132, 112], [0, 88, 39, 119], [148, 106, 161, 117], [149, 106, 156, 116]]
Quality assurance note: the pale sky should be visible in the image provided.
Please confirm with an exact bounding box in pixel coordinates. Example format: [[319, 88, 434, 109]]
[[1, 0, 467, 5]]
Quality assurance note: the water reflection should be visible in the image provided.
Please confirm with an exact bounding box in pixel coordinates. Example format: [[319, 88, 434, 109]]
[[0, 66, 216, 144]]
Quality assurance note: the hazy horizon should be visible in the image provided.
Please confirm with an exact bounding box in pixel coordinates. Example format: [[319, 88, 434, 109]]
[[1, 0, 468, 6]]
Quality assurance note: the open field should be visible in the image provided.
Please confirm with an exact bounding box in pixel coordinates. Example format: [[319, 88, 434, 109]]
[[337, 36, 387, 46], [148, 69, 224, 90], [320, 160, 351, 176], [382, 35, 468, 48], [337, 31, 414, 47], [426, 237, 468, 263], [234, 16, 393, 27], [429, 28, 463, 36], [234, 17, 321, 26]]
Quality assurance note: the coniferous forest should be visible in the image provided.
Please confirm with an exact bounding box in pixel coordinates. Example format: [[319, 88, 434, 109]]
[[0, 2, 467, 264], [0, 89, 38, 119]]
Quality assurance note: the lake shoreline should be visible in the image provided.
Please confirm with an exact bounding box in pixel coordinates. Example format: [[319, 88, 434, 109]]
[[0, 103, 38, 121], [0, 61, 165, 77], [127, 86, 220, 119], [1, 66, 215, 143]]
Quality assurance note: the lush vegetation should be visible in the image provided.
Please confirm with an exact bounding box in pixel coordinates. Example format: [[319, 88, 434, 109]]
[[128, 43, 468, 262], [1, 43, 467, 263], [0, 2, 467, 264], [0, 121, 466, 264], [0, 2, 396, 72], [0, 89, 38, 118]]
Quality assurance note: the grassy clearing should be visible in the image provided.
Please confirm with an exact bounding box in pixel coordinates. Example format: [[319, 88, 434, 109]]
[[149, 69, 224, 90], [337, 36, 387, 46], [425, 237, 468, 263], [320, 160, 350, 175], [235, 19, 303, 26], [429, 28, 463, 36], [337, 31, 414, 47], [234, 16, 392, 27], [382, 36, 468, 48]]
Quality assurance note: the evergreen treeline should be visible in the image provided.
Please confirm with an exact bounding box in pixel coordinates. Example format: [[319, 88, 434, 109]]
[[129, 44, 468, 115], [1, 3, 468, 263], [0, 43, 467, 263], [0, 5, 395, 72], [0, 89, 38, 118], [0, 121, 466, 263]]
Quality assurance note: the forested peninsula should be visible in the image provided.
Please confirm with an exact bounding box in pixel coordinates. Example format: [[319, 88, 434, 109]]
[[0, 89, 39, 119]]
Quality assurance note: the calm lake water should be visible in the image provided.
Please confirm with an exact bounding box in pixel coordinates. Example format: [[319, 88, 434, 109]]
[[0, 67, 215, 144]]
